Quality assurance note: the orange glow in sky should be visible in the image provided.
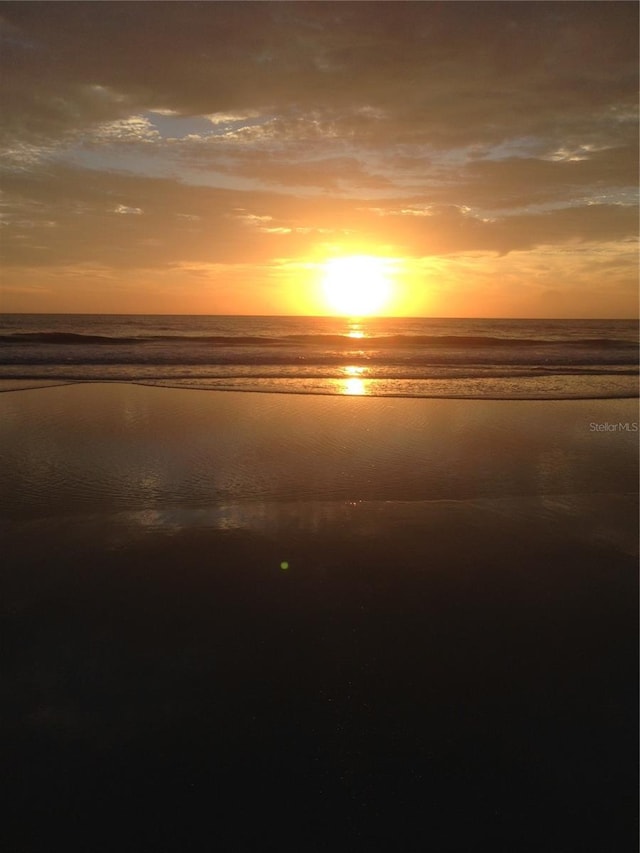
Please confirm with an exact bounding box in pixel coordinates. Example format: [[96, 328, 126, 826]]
[[1, 3, 637, 318]]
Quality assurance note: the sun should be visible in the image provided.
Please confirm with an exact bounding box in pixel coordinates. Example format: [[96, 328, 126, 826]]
[[321, 255, 392, 316]]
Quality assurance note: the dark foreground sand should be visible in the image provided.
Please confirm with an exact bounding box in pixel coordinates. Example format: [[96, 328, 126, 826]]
[[1, 385, 638, 851]]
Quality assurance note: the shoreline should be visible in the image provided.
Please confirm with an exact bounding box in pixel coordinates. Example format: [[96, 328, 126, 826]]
[[1, 375, 638, 400]]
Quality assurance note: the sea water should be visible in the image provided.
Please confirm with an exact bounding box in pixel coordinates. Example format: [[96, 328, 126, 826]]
[[0, 314, 637, 399]]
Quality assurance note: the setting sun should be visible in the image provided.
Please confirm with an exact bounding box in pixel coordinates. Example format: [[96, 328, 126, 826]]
[[322, 256, 393, 316]]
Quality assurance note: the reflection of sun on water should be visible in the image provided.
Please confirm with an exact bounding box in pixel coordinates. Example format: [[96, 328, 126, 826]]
[[343, 377, 366, 395], [347, 320, 366, 339], [341, 365, 367, 395]]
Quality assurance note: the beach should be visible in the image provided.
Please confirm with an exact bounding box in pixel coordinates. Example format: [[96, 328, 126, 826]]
[[4, 0, 639, 847], [1, 384, 638, 851]]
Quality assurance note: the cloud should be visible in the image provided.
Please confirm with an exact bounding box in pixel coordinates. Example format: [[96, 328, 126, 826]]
[[1, 163, 636, 276], [2, 3, 637, 149], [114, 204, 143, 215], [0, 2, 637, 315]]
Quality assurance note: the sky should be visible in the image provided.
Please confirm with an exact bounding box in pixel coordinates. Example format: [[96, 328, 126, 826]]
[[1, 1, 638, 317]]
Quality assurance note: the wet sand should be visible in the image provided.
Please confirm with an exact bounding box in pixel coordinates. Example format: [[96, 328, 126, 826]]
[[1, 385, 638, 851]]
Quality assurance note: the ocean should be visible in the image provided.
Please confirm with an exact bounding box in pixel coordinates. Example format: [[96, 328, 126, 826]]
[[0, 314, 637, 399]]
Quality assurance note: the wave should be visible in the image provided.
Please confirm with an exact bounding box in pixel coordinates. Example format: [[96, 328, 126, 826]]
[[1, 331, 637, 349], [282, 334, 638, 349], [1, 375, 637, 401], [0, 332, 140, 345], [0, 332, 297, 346]]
